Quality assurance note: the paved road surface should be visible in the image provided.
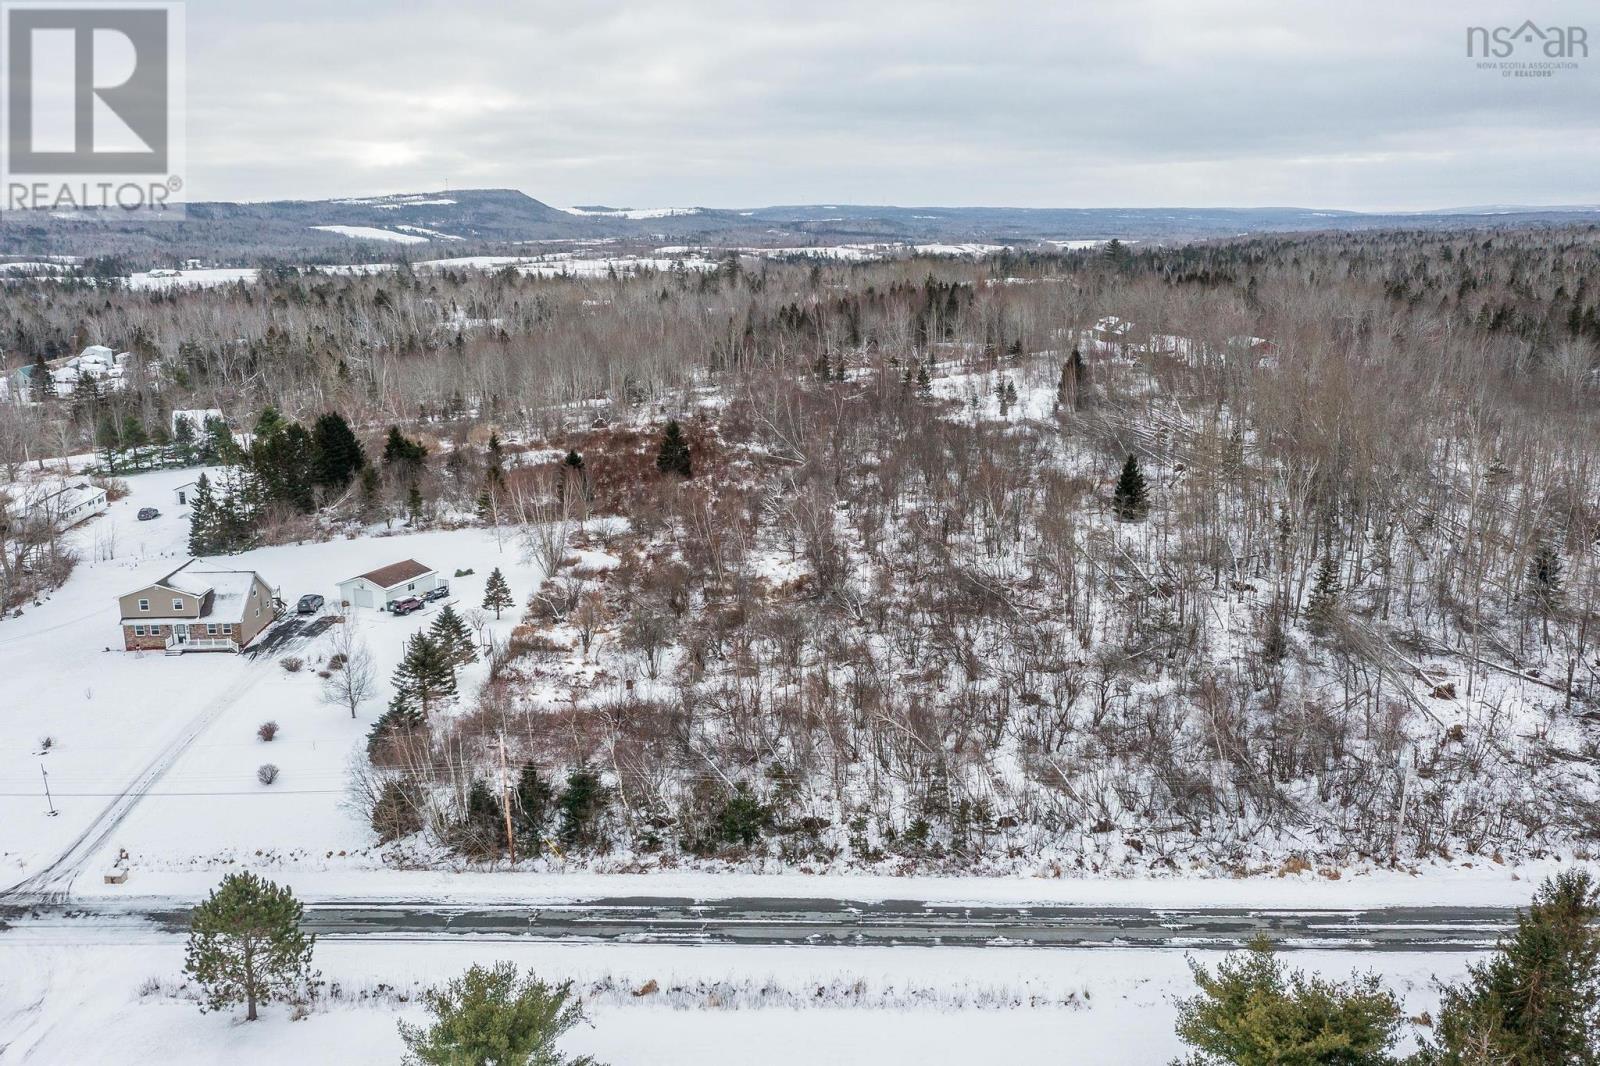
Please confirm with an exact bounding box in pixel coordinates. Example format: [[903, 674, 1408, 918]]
[[0, 897, 1514, 951]]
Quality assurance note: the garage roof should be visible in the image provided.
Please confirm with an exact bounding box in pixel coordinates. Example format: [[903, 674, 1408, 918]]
[[346, 559, 434, 590]]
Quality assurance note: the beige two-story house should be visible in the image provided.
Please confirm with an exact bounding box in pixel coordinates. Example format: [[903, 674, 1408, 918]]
[[119, 559, 278, 653]]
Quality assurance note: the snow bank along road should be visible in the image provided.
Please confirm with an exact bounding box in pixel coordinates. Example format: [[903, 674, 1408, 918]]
[[0, 896, 1516, 951]]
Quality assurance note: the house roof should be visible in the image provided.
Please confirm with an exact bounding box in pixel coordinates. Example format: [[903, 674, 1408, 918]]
[[345, 559, 434, 590], [122, 558, 267, 625]]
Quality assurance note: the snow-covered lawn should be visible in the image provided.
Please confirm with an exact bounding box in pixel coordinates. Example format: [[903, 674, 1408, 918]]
[[0, 928, 1476, 1065], [0, 465, 544, 892]]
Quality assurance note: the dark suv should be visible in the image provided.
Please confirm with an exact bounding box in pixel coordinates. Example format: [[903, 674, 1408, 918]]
[[296, 594, 324, 615], [390, 597, 424, 616], [136, 507, 160, 521], [424, 583, 450, 602]]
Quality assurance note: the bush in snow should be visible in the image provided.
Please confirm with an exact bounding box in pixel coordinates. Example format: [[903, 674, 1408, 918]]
[[397, 961, 597, 1066], [257, 721, 278, 742], [279, 655, 304, 673], [257, 763, 279, 785]]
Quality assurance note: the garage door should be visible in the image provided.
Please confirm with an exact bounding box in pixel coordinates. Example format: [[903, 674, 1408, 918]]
[[355, 587, 373, 608]]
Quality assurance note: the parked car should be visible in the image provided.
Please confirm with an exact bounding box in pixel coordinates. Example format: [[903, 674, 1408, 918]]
[[296, 594, 324, 615], [423, 582, 450, 602], [390, 597, 424, 616], [136, 507, 160, 521]]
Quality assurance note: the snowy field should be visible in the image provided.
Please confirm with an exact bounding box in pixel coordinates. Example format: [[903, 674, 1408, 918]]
[[0, 927, 1477, 1065]]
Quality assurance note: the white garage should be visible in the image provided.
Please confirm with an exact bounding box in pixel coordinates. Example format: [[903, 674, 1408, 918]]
[[337, 559, 439, 610]]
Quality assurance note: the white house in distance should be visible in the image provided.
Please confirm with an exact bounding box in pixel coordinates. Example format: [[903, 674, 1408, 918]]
[[337, 559, 438, 609], [118, 558, 280, 654], [3, 479, 108, 532]]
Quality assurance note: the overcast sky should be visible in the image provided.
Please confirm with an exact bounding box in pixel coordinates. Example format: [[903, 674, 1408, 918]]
[[184, 0, 1598, 211]]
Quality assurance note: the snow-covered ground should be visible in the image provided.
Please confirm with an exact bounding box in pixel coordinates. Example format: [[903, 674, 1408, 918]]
[[1, 463, 1589, 909], [311, 225, 432, 244], [0, 927, 1476, 1065], [0, 465, 545, 894]]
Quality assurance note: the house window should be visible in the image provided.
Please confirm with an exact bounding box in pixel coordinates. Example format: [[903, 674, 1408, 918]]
[[254, 606, 261, 618], [150, 625, 162, 635], [407, 582, 415, 591], [133, 624, 146, 635], [172, 597, 184, 611], [206, 624, 217, 635], [137, 598, 149, 612], [222, 623, 233, 634]]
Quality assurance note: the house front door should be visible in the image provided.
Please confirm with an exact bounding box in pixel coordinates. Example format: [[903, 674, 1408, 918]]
[[174, 624, 189, 645]]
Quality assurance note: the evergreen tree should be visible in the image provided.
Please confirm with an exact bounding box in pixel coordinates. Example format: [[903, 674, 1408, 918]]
[[183, 872, 316, 1022], [559, 449, 586, 503], [654, 420, 693, 478], [389, 632, 456, 716], [1112, 453, 1149, 520], [429, 603, 478, 666], [513, 763, 555, 856], [397, 962, 599, 1066], [483, 567, 514, 619], [1421, 870, 1600, 1065], [453, 778, 507, 860], [359, 465, 383, 521], [187, 472, 219, 555], [1173, 937, 1404, 1065], [1306, 553, 1342, 632], [311, 411, 365, 489], [557, 766, 611, 850], [915, 363, 932, 396], [252, 404, 287, 440], [1527, 540, 1565, 616], [407, 483, 426, 525], [383, 426, 428, 469], [1058, 347, 1086, 408], [249, 420, 317, 512], [366, 702, 425, 758]]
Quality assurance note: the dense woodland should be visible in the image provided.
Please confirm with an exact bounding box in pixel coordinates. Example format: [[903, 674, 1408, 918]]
[[5, 224, 1600, 873]]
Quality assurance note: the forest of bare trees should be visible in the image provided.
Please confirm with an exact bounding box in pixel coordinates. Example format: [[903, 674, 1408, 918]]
[[6, 224, 1600, 872]]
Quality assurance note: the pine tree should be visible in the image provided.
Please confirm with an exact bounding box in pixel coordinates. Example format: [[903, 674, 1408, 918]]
[[453, 778, 507, 860], [429, 603, 478, 666], [311, 411, 365, 489], [183, 872, 316, 1021], [557, 766, 611, 850], [249, 420, 317, 513], [1422, 870, 1600, 1065], [915, 363, 932, 396], [407, 483, 426, 525], [1305, 553, 1342, 632], [513, 763, 555, 856], [1003, 378, 1018, 414], [252, 404, 287, 440], [397, 962, 598, 1066], [483, 567, 514, 619], [1174, 936, 1404, 1065], [383, 425, 428, 469], [655, 420, 692, 478], [389, 632, 456, 716], [996, 376, 1013, 416], [1527, 540, 1565, 615], [1112, 453, 1149, 520], [366, 702, 425, 758], [187, 472, 219, 555], [1058, 347, 1085, 408]]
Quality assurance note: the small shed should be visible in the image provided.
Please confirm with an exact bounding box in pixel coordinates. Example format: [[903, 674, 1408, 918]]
[[337, 559, 438, 609]]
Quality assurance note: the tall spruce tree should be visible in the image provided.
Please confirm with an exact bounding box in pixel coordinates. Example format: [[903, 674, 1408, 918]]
[[389, 632, 456, 716], [1112, 453, 1149, 520], [483, 567, 514, 619], [1306, 553, 1342, 632], [429, 603, 478, 666], [183, 872, 316, 1021], [187, 472, 219, 555], [383, 425, 428, 469], [311, 411, 365, 489], [1422, 870, 1600, 1065], [514, 763, 555, 856], [250, 420, 317, 513], [655, 420, 693, 478]]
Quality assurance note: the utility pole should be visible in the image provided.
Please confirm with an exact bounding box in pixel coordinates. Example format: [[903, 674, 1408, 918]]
[[499, 735, 516, 865], [41, 764, 57, 816]]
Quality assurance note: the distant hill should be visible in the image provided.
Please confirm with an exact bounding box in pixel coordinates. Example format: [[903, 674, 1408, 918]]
[[1, 188, 1596, 264]]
